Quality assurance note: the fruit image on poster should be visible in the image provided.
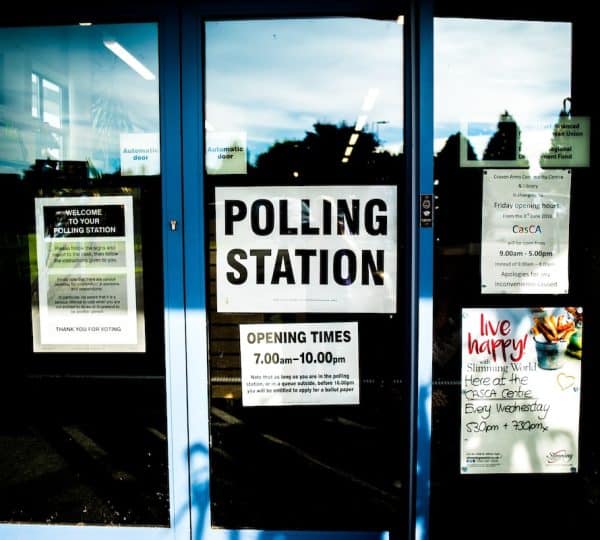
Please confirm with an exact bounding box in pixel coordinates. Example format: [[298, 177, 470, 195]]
[[461, 306, 582, 474]]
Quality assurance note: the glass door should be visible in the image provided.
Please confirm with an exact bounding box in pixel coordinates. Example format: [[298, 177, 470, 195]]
[[182, 5, 416, 538], [430, 3, 598, 537], [0, 11, 190, 540]]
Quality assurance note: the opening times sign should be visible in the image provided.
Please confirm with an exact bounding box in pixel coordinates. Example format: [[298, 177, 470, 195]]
[[461, 307, 582, 474], [33, 196, 143, 352], [215, 185, 397, 313], [240, 322, 359, 406], [481, 169, 571, 294]]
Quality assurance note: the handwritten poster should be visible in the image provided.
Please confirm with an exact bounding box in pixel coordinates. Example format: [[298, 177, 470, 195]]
[[481, 169, 571, 294], [461, 307, 582, 474], [32, 195, 145, 352]]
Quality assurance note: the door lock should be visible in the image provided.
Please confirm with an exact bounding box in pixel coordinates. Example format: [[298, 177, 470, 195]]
[[420, 194, 433, 227]]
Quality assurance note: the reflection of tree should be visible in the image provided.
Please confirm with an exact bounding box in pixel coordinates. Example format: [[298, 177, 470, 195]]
[[436, 131, 477, 172], [434, 131, 481, 247], [483, 110, 526, 162], [250, 122, 403, 183], [432, 131, 481, 381]]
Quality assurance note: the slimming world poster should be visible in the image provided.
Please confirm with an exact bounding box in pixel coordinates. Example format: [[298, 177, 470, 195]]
[[461, 306, 582, 474]]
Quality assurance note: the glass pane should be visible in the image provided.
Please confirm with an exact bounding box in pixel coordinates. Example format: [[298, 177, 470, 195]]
[[432, 14, 597, 537], [204, 16, 407, 531], [434, 18, 572, 172], [1, 24, 159, 177], [0, 22, 168, 526]]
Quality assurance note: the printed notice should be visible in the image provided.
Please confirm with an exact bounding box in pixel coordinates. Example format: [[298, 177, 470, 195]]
[[216, 185, 397, 313], [461, 307, 582, 474], [32, 196, 144, 352], [120, 132, 160, 176], [539, 116, 590, 168], [206, 131, 247, 175], [481, 169, 571, 294], [240, 322, 359, 406]]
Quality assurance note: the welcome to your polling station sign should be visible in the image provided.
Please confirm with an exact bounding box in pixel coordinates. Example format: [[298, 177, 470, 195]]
[[32, 195, 144, 352], [215, 185, 397, 313]]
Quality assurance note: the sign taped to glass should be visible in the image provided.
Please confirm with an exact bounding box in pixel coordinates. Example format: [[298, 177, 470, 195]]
[[215, 185, 397, 313], [32, 195, 145, 352]]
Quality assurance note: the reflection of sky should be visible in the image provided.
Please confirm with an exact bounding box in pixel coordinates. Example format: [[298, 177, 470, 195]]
[[1, 18, 574, 174], [434, 18, 572, 164], [205, 18, 404, 164]]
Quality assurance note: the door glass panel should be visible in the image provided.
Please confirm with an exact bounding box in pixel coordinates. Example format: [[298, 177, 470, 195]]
[[204, 16, 408, 531], [0, 22, 168, 526], [432, 14, 597, 537]]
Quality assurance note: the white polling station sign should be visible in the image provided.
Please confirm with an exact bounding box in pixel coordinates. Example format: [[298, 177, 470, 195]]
[[215, 185, 397, 313]]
